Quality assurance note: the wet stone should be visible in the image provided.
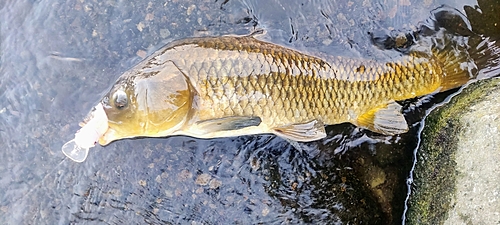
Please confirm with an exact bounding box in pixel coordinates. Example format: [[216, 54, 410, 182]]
[[186, 5, 196, 15], [155, 175, 162, 183], [164, 190, 174, 198], [262, 207, 270, 216], [177, 169, 193, 181], [369, 167, 386, 188], [160, 29, 171, 38], [407, 78, 500, 224], [208, 178, 222, 189], [195, 173, 211, 186]]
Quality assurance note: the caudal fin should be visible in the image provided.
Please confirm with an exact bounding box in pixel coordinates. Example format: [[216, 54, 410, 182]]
[[418, 6, 500, 91], [470, 37, 500, 80]]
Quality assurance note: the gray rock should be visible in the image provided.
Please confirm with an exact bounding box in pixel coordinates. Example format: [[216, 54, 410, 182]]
[[406, 78, 500, 224]]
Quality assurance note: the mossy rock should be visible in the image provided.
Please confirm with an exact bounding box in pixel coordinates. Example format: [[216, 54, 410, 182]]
[[406, 77, 500, 224]]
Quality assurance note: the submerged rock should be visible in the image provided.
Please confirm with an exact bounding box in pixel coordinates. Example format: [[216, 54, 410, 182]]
[[406, 78, 500, 224]]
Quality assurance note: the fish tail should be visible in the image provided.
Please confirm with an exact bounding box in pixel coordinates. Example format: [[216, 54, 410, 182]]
[[433, 35, 500, 92], [421, 6, 500, 91], [468, 37, 500, 81], [430, 40, 474, 92], [371, 6, 500, 92]]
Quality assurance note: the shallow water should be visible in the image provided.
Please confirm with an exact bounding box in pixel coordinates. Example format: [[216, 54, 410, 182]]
[[0, 0, 494, 224]]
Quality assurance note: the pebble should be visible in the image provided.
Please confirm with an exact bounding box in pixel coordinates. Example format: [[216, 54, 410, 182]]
[[196, 173, 211, 186], [209, 179, 222, 189]]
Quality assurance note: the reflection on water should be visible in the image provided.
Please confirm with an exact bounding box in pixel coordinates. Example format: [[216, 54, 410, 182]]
[[0, 0, 497, 224]]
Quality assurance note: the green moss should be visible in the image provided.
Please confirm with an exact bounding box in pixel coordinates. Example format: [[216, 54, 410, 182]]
[[406, 78, 500, 224]]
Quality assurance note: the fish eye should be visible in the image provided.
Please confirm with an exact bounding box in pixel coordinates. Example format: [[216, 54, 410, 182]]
[[112, 90, 128, 110]]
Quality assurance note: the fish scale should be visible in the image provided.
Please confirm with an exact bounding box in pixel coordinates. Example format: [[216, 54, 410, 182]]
[[94, 32, 494, 146]]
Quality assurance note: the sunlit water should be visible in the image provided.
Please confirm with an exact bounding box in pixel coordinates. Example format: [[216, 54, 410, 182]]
[[0, 0, 491, 224]]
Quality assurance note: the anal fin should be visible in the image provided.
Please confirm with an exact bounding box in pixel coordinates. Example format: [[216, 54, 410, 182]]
[[356, 102, 409, 135], [272, 120, 326, 142], [193, 116, 262, 135]]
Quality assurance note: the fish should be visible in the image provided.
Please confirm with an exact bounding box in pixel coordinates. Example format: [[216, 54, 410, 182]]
[[61, 6, 500, 163], [81, 32, 497, 147]]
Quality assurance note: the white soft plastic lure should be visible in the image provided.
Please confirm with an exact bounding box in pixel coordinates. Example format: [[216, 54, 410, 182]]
[[62, 103, 108, 162]]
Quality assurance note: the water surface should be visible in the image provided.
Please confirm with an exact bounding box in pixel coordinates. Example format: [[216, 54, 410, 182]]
[[0, 0, 493, 224]]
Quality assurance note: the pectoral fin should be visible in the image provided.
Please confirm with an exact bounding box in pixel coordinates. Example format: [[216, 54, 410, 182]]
[[356, 102, 409, 135], [272, 120, 326, 142], [193, 116, 262, 134]]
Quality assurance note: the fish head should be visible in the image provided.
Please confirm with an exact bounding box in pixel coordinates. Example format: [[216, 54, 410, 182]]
[[98, 62, 193, 145]]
